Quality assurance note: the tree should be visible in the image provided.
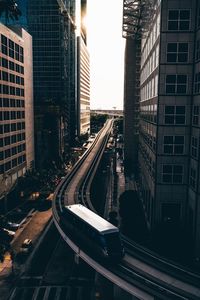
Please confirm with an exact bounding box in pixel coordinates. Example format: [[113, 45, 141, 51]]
[[0, 0, 21, 24]]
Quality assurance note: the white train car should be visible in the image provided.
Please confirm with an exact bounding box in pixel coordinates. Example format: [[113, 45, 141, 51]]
[[63, 204, 125, 262]]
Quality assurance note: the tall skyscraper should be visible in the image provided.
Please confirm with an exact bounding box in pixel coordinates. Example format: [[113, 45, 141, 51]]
[[27, 0, 90, 168], [123, 0, 200, 261], [123, 38, 140, 176], [77, 34, 90, 136], [27, 0, 74, 168], [0, 23, 34, 203], [77, 0, 90, 137]]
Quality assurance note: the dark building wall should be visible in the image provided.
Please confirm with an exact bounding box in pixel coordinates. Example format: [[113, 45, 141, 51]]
[[27, 0, 77, 167], [77, 35, 90, 137], [123, 38, 140, 176], [137, 0, 200, 261]]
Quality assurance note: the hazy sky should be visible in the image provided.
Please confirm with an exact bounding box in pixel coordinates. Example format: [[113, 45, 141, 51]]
[[87, 0, 125, 110]]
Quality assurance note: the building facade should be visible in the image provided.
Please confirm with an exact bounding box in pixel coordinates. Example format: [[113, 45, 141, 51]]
[[0, 24, 34, 198], [27, 0, 77, 168], [27, 0, 90, 168], [138, 0, 200, 259], [123, 38, 140, 176], [77, 34, 90, 136]]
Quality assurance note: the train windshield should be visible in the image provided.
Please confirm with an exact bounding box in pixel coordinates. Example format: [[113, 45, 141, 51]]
[[104, 233, 122, 250]]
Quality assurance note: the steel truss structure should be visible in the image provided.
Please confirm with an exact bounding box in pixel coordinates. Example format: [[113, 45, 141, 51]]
[[122, 0, 157, 39]]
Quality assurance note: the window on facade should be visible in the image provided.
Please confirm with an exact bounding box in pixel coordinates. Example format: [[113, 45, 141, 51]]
[[5, 161, 11, 171], [18, 156, 23, 164], [198, 7, 200, 28], [192, 106, 199, 125], [12, 158, 17, 168], [194, 72, 200, 94], [20, 66, 24, 74], [168, 10, 190, 31], [4, 136, 10, 146], [15, 64, 20, 73], [8, 39, 14, 59], [3, 98, 9, 107], [11, 111, 16, 119], [190, 167, 196, 189], [2, 71, 8, 81], [1, 44, 7, 55], [9, 73, 15, 83], [4, 111, 9, 120], [162, 164, 183, 184], [9, 61, 15, 71], [10, 99, 15, 107], [191, 136, 198, 158], [163, 136, 184, 154], [16, 76, 20, 85], [167, 43, 188, 63], [1, 34, 7, 55], [166, 75, 187, 94], [11, 123, 16, 131], [11, 135, 17, 144], [4, 124, 9, 133], [2, 58, 8, 68], [10, 86, 15, 95], [0, 164, 4, 173], [16, 88, 20, 96], [5, 149, 11, 158], [165, 106, 186, 124], [3, 85, 9, 95], [19, 46, 24, 63], [1, 35, 7, 45], [196, 39, 200, 61], [9, 48, 14, 59]]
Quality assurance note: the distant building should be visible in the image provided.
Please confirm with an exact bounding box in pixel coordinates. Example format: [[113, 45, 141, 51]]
[[0, 24, 34, 198], [77, 34, 90, 136]]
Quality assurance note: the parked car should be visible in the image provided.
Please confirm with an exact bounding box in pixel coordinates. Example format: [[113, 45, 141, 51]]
[[20, 239, 33, 254], [6, 221, 21, 230], [2, 228, 15, 237], [6, 216, 27, 231]]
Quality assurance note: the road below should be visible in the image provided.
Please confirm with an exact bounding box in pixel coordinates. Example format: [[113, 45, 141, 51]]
[[9, 223, 96, 300]]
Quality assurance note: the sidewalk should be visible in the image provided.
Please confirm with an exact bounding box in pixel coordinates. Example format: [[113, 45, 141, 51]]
[[106, 156, 136, 227], [116, 156, 136, 199]]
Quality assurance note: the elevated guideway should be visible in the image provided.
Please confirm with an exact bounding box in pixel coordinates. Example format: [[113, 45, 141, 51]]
[[52, 120, 200, 300]]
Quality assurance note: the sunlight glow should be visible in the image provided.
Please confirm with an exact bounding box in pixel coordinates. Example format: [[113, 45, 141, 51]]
[[87, 0, 125, 110]]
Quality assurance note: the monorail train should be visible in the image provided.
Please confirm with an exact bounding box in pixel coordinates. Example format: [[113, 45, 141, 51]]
[[62, 204, 125, 262]]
